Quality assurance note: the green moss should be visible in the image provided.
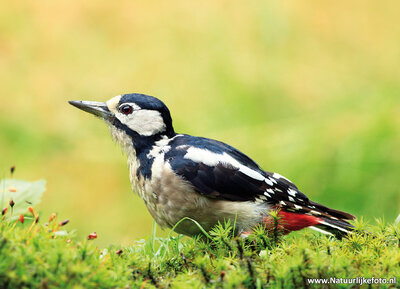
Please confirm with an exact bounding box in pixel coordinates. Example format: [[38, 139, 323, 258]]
[[1, 210, 399, 289]]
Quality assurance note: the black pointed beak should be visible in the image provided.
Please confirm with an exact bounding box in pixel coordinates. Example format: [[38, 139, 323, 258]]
[[69, 101, 112, 120]]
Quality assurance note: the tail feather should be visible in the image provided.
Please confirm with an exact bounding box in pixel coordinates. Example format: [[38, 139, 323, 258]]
[[313, 217, 354, 239], [308, 200, 356, 221], [272, 197, 356, 238], [307, 201, 355, 238]]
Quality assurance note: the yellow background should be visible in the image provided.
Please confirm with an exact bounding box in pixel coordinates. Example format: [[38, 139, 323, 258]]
[[1, 1, 399, 245]]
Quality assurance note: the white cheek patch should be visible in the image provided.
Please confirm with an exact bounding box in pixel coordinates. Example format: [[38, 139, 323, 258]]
[[120, 109, 166, 136], [106, 95, 166, 136]]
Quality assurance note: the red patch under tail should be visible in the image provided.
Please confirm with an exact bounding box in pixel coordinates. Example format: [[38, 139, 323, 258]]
[[263, 210, 322, 234]]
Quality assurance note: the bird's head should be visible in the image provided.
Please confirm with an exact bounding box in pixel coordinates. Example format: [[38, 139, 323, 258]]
[[69, 93, 175, 152]]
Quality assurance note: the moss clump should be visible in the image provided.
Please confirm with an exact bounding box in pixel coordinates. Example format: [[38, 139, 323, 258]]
[[1, 208, 399, 289]]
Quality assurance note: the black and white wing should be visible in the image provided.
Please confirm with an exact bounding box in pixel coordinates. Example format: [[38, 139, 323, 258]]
[[165, 135, 355, 221]]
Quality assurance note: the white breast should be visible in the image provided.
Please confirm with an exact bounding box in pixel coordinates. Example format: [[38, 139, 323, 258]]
[[139, 153, 268, 235], [115, 131, 269, 236]]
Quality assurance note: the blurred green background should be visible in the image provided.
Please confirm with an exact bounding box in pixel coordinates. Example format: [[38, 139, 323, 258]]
[[1, 1, 399, 246]]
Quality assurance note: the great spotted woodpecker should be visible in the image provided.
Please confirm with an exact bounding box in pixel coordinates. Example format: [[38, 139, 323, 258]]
[[69, 93, 355, 238]]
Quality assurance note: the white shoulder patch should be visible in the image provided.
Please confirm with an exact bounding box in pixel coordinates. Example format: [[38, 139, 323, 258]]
[[184, 147, 265, 181]]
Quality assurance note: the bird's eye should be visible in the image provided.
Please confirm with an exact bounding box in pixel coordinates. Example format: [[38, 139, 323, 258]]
[[120, 105, 133, 115]]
